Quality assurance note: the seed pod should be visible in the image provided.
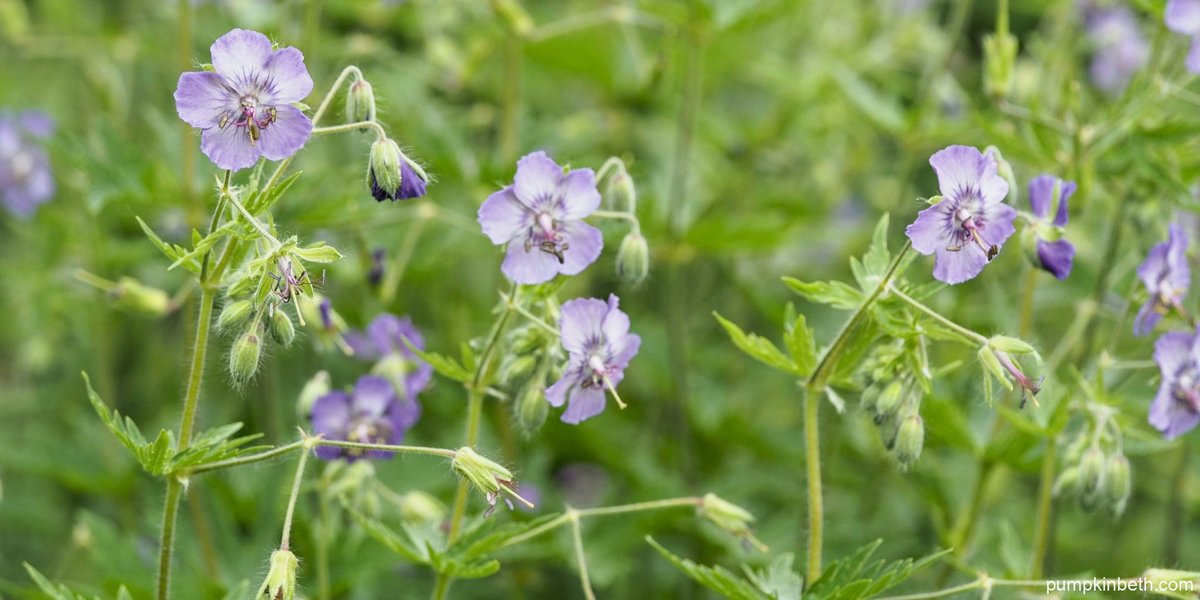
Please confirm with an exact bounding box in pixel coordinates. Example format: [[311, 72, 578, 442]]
[[229, 332, 262, 382], [217, 299, 254, 330], [270, 309, 296, 347]]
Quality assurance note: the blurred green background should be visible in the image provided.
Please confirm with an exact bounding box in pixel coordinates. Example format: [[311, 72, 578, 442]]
[[1, 0, 1198, 598]]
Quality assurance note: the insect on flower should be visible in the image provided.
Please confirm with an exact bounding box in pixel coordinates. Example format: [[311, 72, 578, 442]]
[[267, 256, 324, 325]]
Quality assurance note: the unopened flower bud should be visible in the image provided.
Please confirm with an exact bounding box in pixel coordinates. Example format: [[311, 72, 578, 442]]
[[605, 171, 637, 212], [1080, 447, 1105, 497], [616, 232, 650, 287], [297, 370, 330, 418], [270, 309, 296, 347], [256, 549, 298, 600], [893, 413, 924, 466], [1104, 454, 1131, 515], [112, 277, 170, 316], [345, 78, 376, 124], [875, 380, 905, 417], [397, 490, 447, 524], [1052, 465, 1080, 496], [217, 299, 254, 330], [514, 380, 549, 437], [368, 138, 428, 202], [500, 355, 538, 383], [451, 446, 534, 516], [698, 493, 768, 552], [229, 332, 262, 382]]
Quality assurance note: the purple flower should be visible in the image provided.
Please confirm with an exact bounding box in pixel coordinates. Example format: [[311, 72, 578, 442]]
[[174, 29, 314, 171], [1027, 174, 1077, 279], [478, 151, 603, 284], [1084, 5, 1149, 94], [345, 313, 433, 399], [1135, 225, 1190, 337], [546, 295, 641, 424], [1167, 0, 1200, 73], [1151, 326, 1200, 439], [311, 375, 417, 460], [0, 110, 55, 218], [905, 145, 1015, 284]]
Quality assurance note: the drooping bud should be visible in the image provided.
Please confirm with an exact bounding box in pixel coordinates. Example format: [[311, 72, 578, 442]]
[[615, 232, 650, 287], [1052, 465, 1080, 496], [367, 138, 428, 202], [605, 170, 637, 212], [492, 0, 534, 37], [1079, 447, 1106, 497], [217, 299, 254, 331], [893, 413, 924, 467], [875, 380, 905, 418], [111, 277, 170, 316], [450, 446, 534, 516], [698, 493, 768, 552], [229, 332, 262, 382], [1103, 454, 1131, 515], [345, 78, 376, 124], [514, 379, 549, 437], [270, 309, 296, 347], [256, 549, 298, 600]]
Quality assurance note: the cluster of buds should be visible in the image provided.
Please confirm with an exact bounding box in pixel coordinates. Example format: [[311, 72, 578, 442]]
[[698, 493, 768, 552], [450, 446, 535, 517], [600, 158, 650, 288], [859, 340, 926, 469], [1054, 408, 1131, 516], [497, 300, 562, 436]]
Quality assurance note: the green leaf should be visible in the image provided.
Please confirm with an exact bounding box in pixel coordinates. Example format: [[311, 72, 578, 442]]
[[166, 220, 239, 271], [784, 314, 817, 376], [849, 214, 892, 291], [291, 241, 343, 264], [805, 539, 950, 600], [713, 312, 799, 375], [136, 217, 199, 273], [646, 537, 766, 600], [781, 278, 864, 310], [743, 554, 803, 600], [83, 372, 175, 476], [245, 171, 302, 214], [406, 341, 472, 383], [23, 563, 94, 600]]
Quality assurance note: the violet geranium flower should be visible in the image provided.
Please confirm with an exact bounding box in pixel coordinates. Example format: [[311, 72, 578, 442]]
[[478, 151, 603, 284], [546, 295, 641, 424], [1166, 0, 1200, 73], [345, 313, 433, 404], [174, 29, 314, 171], [0, 110, 55, 218], [905, 145, 1015, 284], [311, 375, 416, 461], [1135, 225, 1190, 337], [1151, 325, 1200, 439], [1084, 4, 1149, 95], [1026, 174, 1077, 279]]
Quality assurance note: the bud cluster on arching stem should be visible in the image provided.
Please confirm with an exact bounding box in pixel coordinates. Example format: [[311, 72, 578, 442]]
[[450, 446, 535, 517], [859, 339, 928, 469], [495, 294, 562, 437], [1054, 405, 1132, 516]]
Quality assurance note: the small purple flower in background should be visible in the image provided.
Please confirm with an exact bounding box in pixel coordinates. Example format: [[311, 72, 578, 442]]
[[1151, 325, 1200, 439], [0, 110, 55, 218], [905, 145, 1015, 284], [311, 375, 417, 460], [546, 294, 641, 424], [1166, 0, 1200, 73], [368, 248, 386, 286], [345, 313, 433, 402], [1026, 174, 1077, 279], [1083, 4, 1149, 95], [174, 29, 314, 171], [478, 151, 603, 284], [1135, 225, 1190, 336]]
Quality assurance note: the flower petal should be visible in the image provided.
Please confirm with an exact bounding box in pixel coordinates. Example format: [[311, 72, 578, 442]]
[[600, 294, 630, 344], [512, 151, 562, 206], [260, 46, 313, 104], [175, 71, 236, 129], [1036, 239, 1075, 280], [352, 375, 396, 419], [562, 387, 607, 424], [929, 145, 986, 198], [311, 391, 351, 439], [1167, 0, 1200, 35], [1054, 180, 1076, 227], [611, 333, 641, 374], [1188, 37, 1200, 74], [1155, 330, 1195, 378], [558, 168, 601, 220], [1026, 174, 1056, 220], [558, 221, 604, 276], [905, 203, 952, 256], [200, 123, 261, 171], [478, 187, 531, 244], [210, 29, 273, 86], [546, 374, 572, 408], [560, 297, 609, 355], [257, 104, 312, 162], [501, 239, 561, 284], [17, 111, 54, 138], [977, 202, 1017, 248], [1134, 301, 1162, 337], [932, 244, 988, 285]]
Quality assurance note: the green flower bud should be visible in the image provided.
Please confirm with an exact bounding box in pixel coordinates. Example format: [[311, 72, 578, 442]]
[[1103, 454, 1131, 515], [1052, 465, 1080, 496], [217, 299, 254, 331], [514, 380, 549, 438], [860, 383, 882, 413], [345, 78, 376, 124], [229, 332, 262, 382], [367, 138, 404, 198], [270, 309, 296, 347], [451, 446, 534, 515], [615, 232, 650, 287], [500, 355, 538, 383], [297, 370, 330, 419], [875, 380, 905, 417], [256, 549, 298, 600], [893, 414, 924, 467], [605, 171, 637, 212], [112, 277, 170, 316], [699, 493, 768, 552], [1080, 447, 1105, 497], [397, 490, 447, 524]]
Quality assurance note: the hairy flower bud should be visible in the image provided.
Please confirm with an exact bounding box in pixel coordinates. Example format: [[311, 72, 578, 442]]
[[270, 309, 296, 347], [875, 380, 905, 417], [256, 549, 298, 600], [1080, 447, 1106, 497], [368, 138, 428, 202], [893, 413, 924, 467], [217, 299, 254, 331], [112, 277, 170, 316], [451, 446, 534, 516], [229, 332, 262, 382], [1104, 454, 1131, 515], [699, 493, 768, 552], [605, 171, 637, 212], [345, 78, 376, 124], [514, 379, 549, 437], [616, 232, 650, 287]]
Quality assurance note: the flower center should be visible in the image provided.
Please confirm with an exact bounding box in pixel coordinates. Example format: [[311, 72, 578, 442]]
[[1173, 367, 1200, 413], [8, 150, 33, 181], [217, 95, 278, 146], [345, 416, 393, 456], [523, 211, 570, 263], [582, 354, 613, 389], [947, 202, 998, 260]]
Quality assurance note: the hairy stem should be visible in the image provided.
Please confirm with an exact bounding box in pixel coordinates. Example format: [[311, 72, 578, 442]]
[[279, 447, 311, 550], [569, 511, 598, 600], [803, 388, 823, 583], [498, 497, 703, 549]]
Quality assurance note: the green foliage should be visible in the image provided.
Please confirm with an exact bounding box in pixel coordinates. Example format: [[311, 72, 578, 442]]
[[804, 540, 949, 600], [646, 537, 768, 600], [23, 563, 132, 600]]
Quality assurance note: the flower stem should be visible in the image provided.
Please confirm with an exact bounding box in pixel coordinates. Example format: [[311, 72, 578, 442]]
[[227, 192, 280, 246], [156, 285, 216, 600], [1029, 436, 1057, 578], [500, 291, 558, 336], [569, 511, 598, 600], [279, 446, 311, 550], [497, 497, 703, 549], [589, 209, 641, 232], [886, 283, 989, 347], [312, 120, 387, 140], [187, 440, 306, 475], [313, 439, 457, 459]]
